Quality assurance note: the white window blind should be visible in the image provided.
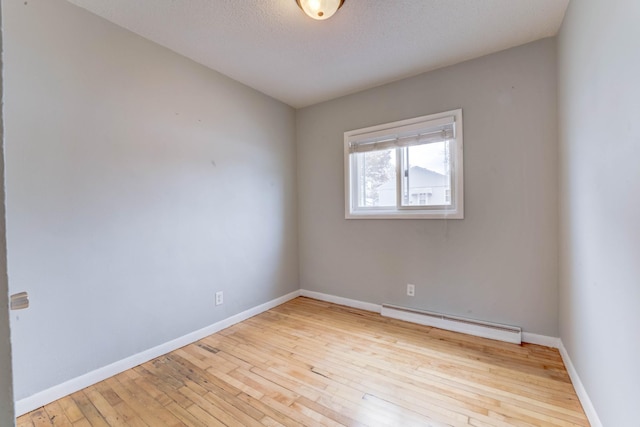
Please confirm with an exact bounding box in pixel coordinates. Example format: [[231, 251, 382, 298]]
[[344, 109, 464, 219], [348, 116, 455, 154]]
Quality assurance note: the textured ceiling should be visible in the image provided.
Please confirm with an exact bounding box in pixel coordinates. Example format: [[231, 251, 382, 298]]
[[66, 0, 569, 108]]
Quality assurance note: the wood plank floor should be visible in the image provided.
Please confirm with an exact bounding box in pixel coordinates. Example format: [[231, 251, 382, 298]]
[[17, 297, 589, 426]]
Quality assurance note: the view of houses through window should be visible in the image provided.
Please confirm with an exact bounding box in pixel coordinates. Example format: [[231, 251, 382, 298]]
[[346, 109, 463, 219], [356, 141, 451, 208]]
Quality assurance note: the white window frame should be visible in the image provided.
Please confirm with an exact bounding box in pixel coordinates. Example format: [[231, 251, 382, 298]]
[[344, 109, 464, 219]]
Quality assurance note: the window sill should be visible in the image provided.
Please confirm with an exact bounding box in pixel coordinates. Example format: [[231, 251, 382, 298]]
[[345, 209, 463, 220]]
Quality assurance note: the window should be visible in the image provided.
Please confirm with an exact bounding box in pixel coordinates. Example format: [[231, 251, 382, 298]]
[[344, 109, 463, 219]]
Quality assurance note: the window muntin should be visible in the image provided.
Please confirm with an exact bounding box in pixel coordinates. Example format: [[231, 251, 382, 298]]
[[344, 109, 463, 219]]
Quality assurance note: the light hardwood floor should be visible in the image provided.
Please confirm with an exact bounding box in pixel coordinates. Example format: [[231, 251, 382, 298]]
[[17, 297, 589, 426]]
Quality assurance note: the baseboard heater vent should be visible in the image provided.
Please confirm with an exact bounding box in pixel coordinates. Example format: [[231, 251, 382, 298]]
[[381, 304, 522, 344]]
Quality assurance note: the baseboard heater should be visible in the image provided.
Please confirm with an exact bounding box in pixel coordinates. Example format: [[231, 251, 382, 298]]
[[381, 304, 522, 344]]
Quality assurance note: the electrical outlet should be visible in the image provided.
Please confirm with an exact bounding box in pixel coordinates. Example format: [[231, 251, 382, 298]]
[[407, 284, 415, 297], [215, 291, 223, 306]]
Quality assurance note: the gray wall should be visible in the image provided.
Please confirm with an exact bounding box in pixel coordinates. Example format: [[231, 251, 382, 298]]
[[558, 0, 640, 424], [0, 2, 16, 425], [297, 39, 559, 336], [3, 0, 298, 400]]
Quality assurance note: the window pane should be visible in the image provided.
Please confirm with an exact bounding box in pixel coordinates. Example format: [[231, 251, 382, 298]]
[[402, 142, 451, 206], [345, 109, 463, 219], [355, 149, 396, 208]]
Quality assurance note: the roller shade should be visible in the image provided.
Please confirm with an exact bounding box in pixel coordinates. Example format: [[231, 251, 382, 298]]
[[348, 116, 455, 154]]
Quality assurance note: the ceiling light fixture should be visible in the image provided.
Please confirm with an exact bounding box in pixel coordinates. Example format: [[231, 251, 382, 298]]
[[296, 0, 345, 20]]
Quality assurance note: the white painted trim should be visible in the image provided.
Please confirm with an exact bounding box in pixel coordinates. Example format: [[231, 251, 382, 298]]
[[381, 304, 522, 344], [519, 334, 602, 425], [16, 288, 602, 427], [521, 332, 560, 348], [298, 292, 601, 424], [300, 291, 563, 348], [299, 289, 381, 313], [344, 109, 464, 220], [15, 290, 301, 416], [558, 340, 603, 427]]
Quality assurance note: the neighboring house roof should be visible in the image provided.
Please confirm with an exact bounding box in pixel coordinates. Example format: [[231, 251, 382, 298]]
[[377, 166, 448, 190]]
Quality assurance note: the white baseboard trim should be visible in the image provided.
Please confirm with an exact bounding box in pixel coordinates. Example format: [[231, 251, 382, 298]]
[[299, 291, 602, 424], [521, 332, 560, 348], [299, 291, 602, 426], [300, 290, 562, 346], [15, 290, 301, 416], [558, 341, 602, 427], [299, 289, 381, 313], [382, 304, 522, 344], [17, 288, 602, 427]]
